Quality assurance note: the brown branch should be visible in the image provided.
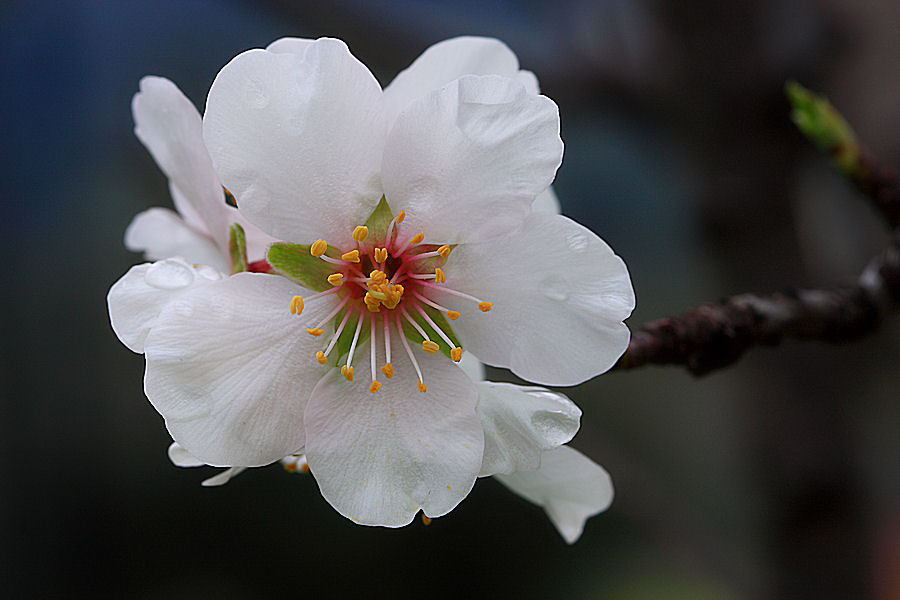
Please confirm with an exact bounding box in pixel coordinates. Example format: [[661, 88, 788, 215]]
[[614, 236, 900, 375], [850, 150, 900, 229]]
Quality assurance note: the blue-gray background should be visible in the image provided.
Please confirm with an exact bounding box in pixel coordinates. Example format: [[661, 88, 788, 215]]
[[2, 1, 898, 598]]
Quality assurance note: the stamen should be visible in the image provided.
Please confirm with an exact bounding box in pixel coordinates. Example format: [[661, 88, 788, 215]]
[[411, 291, 460, 320], [374, 247, 388, 263], [316, 351, 327, 364], [341, 250, 360, 263], [368, 270, 387, 285], [408, 245, 451, 262], [421, 514, 433, 526], [420, 281, 490, 308], [382, 312, 392, 378], [310, 239, 327, 256], [306, 328, 323, 337], [310, 295, 351, 332], [450, 347, 462, 362], [327, 273, 344, 286], [352, 225, 369, 242], [434, 268, 445, 284], [385, 211, 405, 251], [422, 340, 440, 354], [409, 232, 424, 245], [412, 303, 458, 352], [478, 302, 493, 312], [319, 254, 350, 266], [341, 365, 354, 381], [289, 296, 304, 315], [344, 310, 365, 373], [437, 245, 451, 258], [400, 305, 431, 343], [407, 272, 437, 280], [396, 210, 406, 224], [396, 312, 425, 392], [369, 313, 378, 392], [322, 309, 353, 359]]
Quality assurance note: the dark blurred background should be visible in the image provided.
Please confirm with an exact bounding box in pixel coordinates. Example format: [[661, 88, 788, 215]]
[[2, 1, 898, 598]]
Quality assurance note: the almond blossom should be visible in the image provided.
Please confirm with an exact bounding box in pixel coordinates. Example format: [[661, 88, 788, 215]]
[[108, 36, 634, 531]]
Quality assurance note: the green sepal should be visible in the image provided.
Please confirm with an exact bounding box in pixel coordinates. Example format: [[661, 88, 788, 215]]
[[400, 305, 461, 360], [266, 243, 340, 292], [363, 196, 395, 242], [785, 81, 860, 174], [228, 223, 248, 274], [333, 310, 371, 365]]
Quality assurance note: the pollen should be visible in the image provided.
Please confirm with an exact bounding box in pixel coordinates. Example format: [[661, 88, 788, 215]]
[[478, 301, 493, 312], [434, 268, 445, 284], [374, 247, 388, 263], [422, 340, 440, 354], [316, 351, 327, 364], [341, 249, 360, 263], [368, 381, 382, 394], [310, 239, 327, 256], [450, 347, 462, 362], [341, 365, 354, 381], [352, 225, 369, 241], [396, 210, 406, 224], [446, 310, 460, 320], [380, 363, 394, 378], [437, 245, 451, 258], [409, 232, 424, 245], [327, 273, 344, 286], [416, 380, 428, 393], [306, 328, 324, 337], [289, 295, 304, 315]]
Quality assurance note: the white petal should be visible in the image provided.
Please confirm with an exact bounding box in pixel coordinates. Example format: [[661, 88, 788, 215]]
[[382, 75, 563, 244], [443, 213, 635, 385], [456, 351, 485, 382], [107, 257, 223, 353], [496, 446, 613, 544], [143, 273, 338, 467], [132, 76, 229, 249], [516, 70, 541, 95], [382, 36, 520, 129], [476, 382, 581, 476], [304, 337, 483, 527], [167, 442, 204, 467], [265, 37, 315, 55], [124, 207, 229, 272], [531, 186, 561, 214], [203, 38, 386, 246], [202, 467, 248, 487]]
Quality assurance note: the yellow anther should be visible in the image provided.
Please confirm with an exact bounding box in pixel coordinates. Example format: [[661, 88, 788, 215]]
[[369, 270, 387, 284], [368, 381, 382, 394], [417, 380, 428, 393], [396, 210, 406, 224], [289, 296, 304, 315], [283, 462, 297, 473], [316, 351, 327, 364], [450, 347, 462, 362], [383, 284, 404, 309], [437, 245, 451, 258], [374, 247, 388, 263], [352, 225, 369, 241], [446, 310, 460, 320], [341, 365, 354, 381], [478, 302, 493, 312], [327, 273, 344, 286], [310, 239, 327, 256], [409, 232, 424, 245], [422, 340, 440, 354], [299, 462, 310, 473], [434, 268, 445, 284], [380, 363, 394, 379], [364, 292, 382, 312], [306, 328, 323, 337], [421, 514, 432, 526], [341, 249, 360, 263]]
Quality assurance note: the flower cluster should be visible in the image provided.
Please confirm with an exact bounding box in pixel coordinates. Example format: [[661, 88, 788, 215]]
[[108, 36, 634, 542]]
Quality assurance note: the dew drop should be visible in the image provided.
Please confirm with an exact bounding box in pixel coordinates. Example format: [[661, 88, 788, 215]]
[[145, 260, 194, 290]]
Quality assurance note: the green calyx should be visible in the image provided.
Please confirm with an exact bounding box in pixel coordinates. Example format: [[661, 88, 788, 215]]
[[785, 80, 860, 174], [228, 223, 248, 274]]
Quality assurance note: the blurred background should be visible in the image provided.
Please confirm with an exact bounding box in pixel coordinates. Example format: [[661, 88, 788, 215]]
[[2, 0, 898, 598]]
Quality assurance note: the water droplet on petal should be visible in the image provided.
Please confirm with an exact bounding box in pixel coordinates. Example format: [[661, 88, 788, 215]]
[[145, 259, 194, 290]]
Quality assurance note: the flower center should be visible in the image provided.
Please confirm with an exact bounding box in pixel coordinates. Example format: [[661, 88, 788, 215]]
[[284, 205, 492, 394]]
